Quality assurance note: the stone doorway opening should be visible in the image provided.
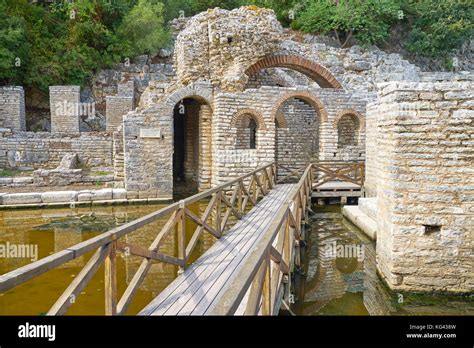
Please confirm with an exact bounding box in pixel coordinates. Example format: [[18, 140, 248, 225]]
[[275, 97, 321, 176], [173, 97, 212, 196]]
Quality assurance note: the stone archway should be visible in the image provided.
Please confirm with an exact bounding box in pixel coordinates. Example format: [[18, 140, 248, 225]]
[[245, 55, 343, 89], [273, 93, 326, 173], [230, 108, 267, 150], [271, 91, 329, 123], [333, 109, 365, 147], [165, 83, 214, 192]]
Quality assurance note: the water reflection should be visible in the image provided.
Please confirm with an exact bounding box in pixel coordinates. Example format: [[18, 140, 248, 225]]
[[0, 201, 217, 315], [292, 204, 474, 316]]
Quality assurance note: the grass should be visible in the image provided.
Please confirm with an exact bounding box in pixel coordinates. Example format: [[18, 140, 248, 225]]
[[0, 169, 33, 177]]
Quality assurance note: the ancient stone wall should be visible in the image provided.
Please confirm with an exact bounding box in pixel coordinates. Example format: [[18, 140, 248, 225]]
[[49, 86, 81, 132], [0, 130, 113, 170], [106, 96, 134, 132], [211, 86, 369, 185], [364, 103, 379, 197], [371, 79, 473, 293], [276, 98, 319, 174], [175, 7, 283, 92], [0, 87, 26, 131], [123, 105, 173, 199]]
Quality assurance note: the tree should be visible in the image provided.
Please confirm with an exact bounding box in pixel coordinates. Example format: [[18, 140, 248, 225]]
[[118, 0, 170, 57], [293, 0, 401, 47], [405, 0, 473, 58], [0, 0, 28, 85]]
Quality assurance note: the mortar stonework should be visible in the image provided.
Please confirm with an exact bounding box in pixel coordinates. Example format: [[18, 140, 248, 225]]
[[0, 87, 25, 131], [367, 80, 473, 293]]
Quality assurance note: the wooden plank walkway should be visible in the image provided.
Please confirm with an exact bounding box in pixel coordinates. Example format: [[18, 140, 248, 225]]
[[312, 181, 362, 198], [139, 183, 296, 316]]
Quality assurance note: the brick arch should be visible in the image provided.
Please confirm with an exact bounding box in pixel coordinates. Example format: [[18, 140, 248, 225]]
[[165, 82, 213, 110], [271, 91, 328, 123], [230, 108, 267, 130], [245, 55, 343, 89], [275, 111, 288, 128], [333, 109, 365, 130]]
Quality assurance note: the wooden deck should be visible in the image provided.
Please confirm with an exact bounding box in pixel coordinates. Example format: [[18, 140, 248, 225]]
[[139, 183, 296, 315], [312, 181, 362, 198]]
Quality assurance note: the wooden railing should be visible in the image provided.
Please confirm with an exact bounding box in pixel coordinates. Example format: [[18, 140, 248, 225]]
[[0, 163, 278, 316], [209, 163, 314, 315], [278, 161, 365, 188], [312, 161, 365, 188]]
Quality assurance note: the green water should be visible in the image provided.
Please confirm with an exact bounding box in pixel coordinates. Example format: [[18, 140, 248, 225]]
[[292, 204, 474, 316], [0, 202, 216, 315], [0, 202, 472, 316]]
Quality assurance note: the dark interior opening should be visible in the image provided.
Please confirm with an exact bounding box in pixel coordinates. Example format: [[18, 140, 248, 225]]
[[173, 101, 186, 183], [173, 98, 202, 197]]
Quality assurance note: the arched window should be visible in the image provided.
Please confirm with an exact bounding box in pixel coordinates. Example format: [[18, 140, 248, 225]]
[[235, 114, 259, 149], [337, 114, 360, 147], [249, 118, 257, 149]]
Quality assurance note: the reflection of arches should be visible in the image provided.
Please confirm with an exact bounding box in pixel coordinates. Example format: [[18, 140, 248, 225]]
[[245, 55, 343, 89], [271, 91, 328, 123], [231, 109, 265, 149], [334, 110, 363, 148]]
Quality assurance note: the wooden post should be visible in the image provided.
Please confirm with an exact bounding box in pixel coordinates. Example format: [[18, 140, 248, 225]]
[[262, 251, 272, 315], [215, 192, 222, 235], [178, 200, 187, 272], [237, 181, 242, 214], [104, 241, 117, 315]]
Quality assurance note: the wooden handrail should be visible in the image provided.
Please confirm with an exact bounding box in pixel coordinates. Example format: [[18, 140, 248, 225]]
[[0, 159, 364, 316], [209, 163, 314, 315], [0, 162, 278, 315]]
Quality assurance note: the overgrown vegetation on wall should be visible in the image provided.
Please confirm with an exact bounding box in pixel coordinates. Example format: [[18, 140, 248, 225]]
[[0, 0, 472, 90]]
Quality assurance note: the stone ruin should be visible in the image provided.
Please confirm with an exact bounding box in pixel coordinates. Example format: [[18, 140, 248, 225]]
[[0, 6, 472, 293]]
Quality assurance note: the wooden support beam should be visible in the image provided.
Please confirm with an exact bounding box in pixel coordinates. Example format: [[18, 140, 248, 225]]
[[48, 244, 110, 316], [104, 241, 117, 316]]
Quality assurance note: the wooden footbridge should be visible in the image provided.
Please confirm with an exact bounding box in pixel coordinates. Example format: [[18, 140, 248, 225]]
[[0, 161, 363, 316]]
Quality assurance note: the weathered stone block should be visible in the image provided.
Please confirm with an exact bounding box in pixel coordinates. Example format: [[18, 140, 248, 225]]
[[41, 191, 78, 203], [2, 193, 42, 205]]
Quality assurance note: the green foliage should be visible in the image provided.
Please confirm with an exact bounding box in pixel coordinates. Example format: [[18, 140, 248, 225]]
[[160, 0, 245, 22], [0, 0, 169, 91], [404, 0, 473, 57], [118, 0, 170, 56], [0, 0, 472, 90], [245, 0, 299, 25], [293, 0, 401, 46], [0, 0, 28, 85]]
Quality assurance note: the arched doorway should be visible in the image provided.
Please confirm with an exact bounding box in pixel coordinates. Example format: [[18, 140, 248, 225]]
[[273, 92, 328, 176], [173, 97, 212, 194], [274, 97, 321, 176]]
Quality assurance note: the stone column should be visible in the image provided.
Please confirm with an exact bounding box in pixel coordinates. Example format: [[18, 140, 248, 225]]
[[199, 104, 212, 190], [0, 86, 26, 131], [106, 81, 135, 132], [49, 86, 81, 132], [373, 80, 473, 293]]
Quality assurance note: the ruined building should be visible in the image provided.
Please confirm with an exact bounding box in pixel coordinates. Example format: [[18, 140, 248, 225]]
[[0, 7, 472, 293]]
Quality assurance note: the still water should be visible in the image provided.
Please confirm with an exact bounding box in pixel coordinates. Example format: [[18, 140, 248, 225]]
[[292, 204, 474, 316], [1, 203, 472, 315], [0, 202, 217, 315]]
